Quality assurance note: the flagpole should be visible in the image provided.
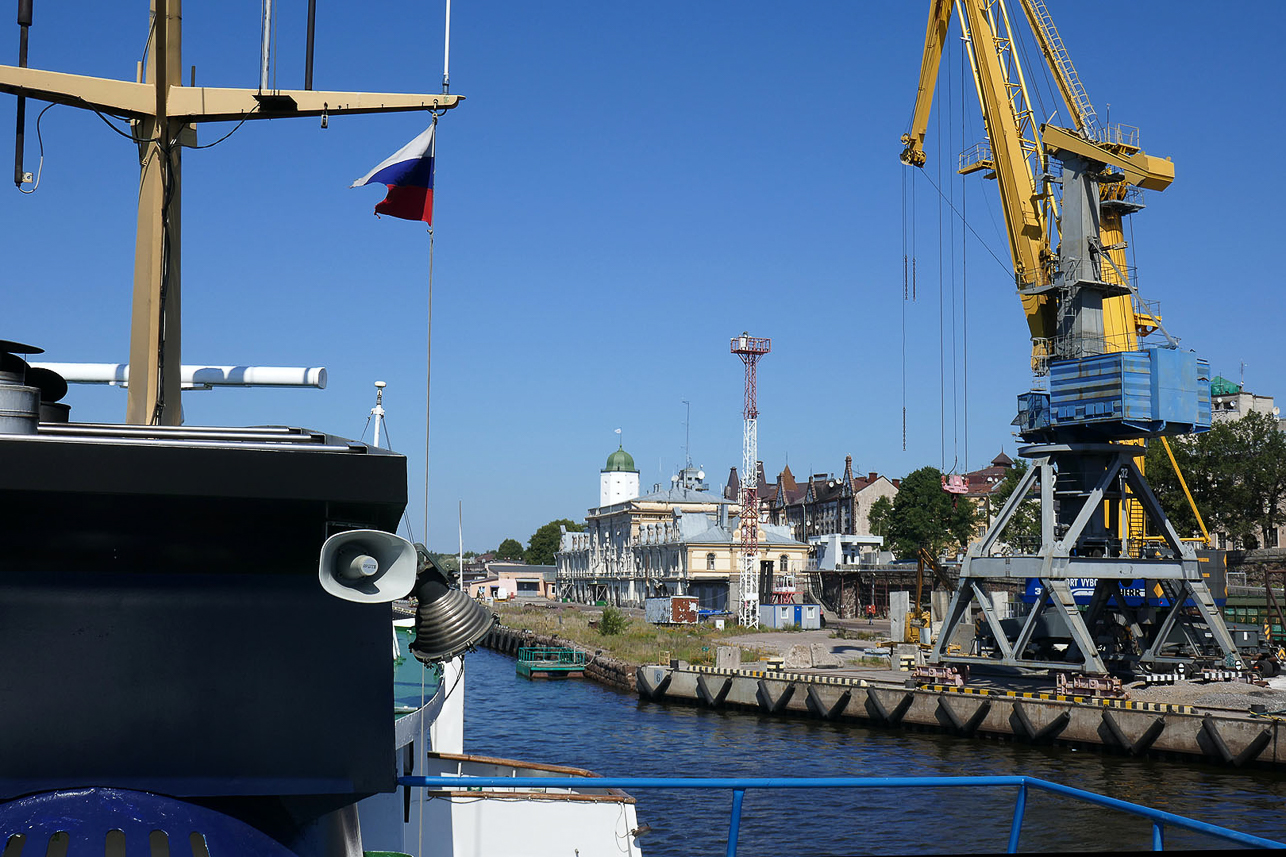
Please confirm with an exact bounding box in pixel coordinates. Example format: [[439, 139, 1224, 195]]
[[417, 219, 432, 857], [423, 222, 433, 546], [442, 0, 452, 93]]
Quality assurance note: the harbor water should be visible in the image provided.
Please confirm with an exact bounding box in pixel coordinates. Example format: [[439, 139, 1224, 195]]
[[459, 648, 1286, 855]]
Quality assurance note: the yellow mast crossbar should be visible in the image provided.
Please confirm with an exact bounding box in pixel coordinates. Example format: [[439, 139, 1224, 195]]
[[0, 0, 462, 426]]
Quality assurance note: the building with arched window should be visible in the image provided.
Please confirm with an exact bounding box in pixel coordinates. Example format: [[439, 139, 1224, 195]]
[[557, 444, 808, 610]]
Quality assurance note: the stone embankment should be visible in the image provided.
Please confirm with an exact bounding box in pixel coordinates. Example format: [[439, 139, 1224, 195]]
[[636, 663, 1286, 769], [481, 624, 636, 692]]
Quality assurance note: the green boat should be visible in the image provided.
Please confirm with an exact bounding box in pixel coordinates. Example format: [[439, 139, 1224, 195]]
[[517, 647, 588, 679]]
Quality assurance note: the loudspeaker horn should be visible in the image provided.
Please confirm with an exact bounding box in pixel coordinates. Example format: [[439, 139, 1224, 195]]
[[409, 550, 498, 664], [318, 529, 417, 603]]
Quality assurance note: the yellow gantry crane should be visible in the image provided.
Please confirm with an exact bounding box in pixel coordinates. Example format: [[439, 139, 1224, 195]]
[[903, 0, 1236, 676], [900, 0, 1207, 549]]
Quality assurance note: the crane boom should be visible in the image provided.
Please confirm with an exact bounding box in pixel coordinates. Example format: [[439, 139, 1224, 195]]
[[902, 0, 1055, 347], [901, 0, 1180, 364]]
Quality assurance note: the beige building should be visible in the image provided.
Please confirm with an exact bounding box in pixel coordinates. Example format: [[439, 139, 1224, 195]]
[[557, 447, 809, 610], [467, 563, 557, 601], [1211, 375, 1278, 425]]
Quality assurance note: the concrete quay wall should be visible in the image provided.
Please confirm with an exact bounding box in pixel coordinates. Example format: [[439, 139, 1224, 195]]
[[637, 664, 1286, 769], [480, 624, 637, 693]]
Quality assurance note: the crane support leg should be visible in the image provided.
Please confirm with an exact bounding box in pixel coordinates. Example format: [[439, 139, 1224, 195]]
[[931, 443, 1241, 676]]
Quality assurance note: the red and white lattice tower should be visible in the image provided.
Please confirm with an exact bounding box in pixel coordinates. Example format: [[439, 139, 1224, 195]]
[[730, 332, 771, 627]]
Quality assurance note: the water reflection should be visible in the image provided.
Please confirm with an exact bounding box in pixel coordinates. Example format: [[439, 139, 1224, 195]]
[[461, 649, 1286, 855]]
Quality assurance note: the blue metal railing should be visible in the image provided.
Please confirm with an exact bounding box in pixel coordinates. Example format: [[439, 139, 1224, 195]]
[[398, 774, 1286, 855]]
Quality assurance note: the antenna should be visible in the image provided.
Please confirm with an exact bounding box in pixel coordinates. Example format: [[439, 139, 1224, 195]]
[[682, 399, 691, 469], [304, 0, 316, 90], [259, 0, 273, 92], [13, 0, 32, 188], [371, 381, 387, 448]]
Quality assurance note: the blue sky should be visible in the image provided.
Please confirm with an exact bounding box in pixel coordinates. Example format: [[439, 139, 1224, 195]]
[[6, 2, 1282, 552]]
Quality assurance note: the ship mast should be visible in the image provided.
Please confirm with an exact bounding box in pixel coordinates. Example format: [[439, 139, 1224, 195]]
[[0, 0, 461, 424]]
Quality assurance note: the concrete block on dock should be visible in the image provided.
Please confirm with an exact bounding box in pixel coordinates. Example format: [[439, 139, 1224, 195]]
[[715, 646, 741, 670], [784, 645, 813, 670], [931, 590, 950, 625], [893, 643, 920, 670], [890, 591, 909, 643], [810, 643, 842, 668]]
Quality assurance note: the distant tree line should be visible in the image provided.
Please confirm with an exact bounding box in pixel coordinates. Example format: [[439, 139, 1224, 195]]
[[1147, 410, 1286, 549], [428, 518, 587, 570]]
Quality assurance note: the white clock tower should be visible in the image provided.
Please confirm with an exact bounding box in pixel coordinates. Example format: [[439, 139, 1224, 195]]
[[600, 445, 640, 508]]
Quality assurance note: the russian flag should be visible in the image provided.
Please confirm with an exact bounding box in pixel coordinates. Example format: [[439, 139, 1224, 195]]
[[352, 124, 435, 224]]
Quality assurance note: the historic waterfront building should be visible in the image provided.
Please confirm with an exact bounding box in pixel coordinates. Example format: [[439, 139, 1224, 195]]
[[960, 450, 1015, 535], [557, 445, 808, 610], [725, 455, 899, 544]]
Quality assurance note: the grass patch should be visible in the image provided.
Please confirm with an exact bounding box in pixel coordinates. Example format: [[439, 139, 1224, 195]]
[[493, 603, 780, 666]]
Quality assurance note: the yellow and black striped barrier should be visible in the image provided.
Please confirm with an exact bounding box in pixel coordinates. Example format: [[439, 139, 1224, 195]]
[[689, 664, 868, 687], [685, 666, 1194, 713], [924, 684, 1193, 714]]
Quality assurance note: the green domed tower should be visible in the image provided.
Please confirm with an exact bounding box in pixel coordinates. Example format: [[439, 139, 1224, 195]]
[[600, 443, 639, 507], [603, 447, 636, 473]]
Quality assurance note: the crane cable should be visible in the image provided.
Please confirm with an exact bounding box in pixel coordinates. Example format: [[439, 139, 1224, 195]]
[[938, 29, 961, 478], [948, 37, 960, 477], [937, 70, 946, 473], [900, 151, 918, 452], [961, 37, 970, 471], [901, 169, 907, 453]]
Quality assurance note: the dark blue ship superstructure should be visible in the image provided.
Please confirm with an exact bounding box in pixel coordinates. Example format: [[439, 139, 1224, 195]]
[[0, 343, 411, 855]]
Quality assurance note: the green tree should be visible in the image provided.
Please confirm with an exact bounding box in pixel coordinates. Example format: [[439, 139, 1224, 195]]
[[495, 538, 525, 560], [884, 466, 980, 559], [599, 605, 629, 636], [1144, 436, 1203, 539], [525, 519, 585, 565], [990, 459, 1040, 552], [1147, 411, 1286, 547], [868, 496, 893, 538]]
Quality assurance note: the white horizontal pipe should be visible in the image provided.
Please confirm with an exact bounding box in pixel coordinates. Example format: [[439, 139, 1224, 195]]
[[32, 363, 328, 390]]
